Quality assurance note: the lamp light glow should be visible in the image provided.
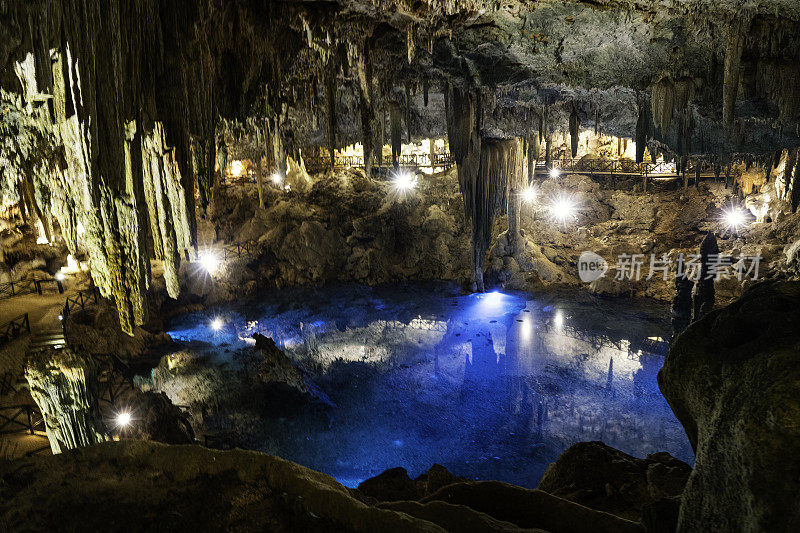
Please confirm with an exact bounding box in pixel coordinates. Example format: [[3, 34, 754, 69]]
[[549, 168, 561, 178], [55, 272, 65, 281], [200, 252, 219, 274], [211, 317, 224, 331], [391, 170, 417, 192], [521, 185, 538, 203], [723, 208, 748, 231], [230, 160, 244, 177], [116, 411, 131, 427], [271, 172, 284, 185], [554, 310, 564, 330], [549, 195, 577, 223]]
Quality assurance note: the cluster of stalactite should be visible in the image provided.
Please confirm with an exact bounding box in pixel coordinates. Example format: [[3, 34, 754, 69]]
[[0, 1, 217, 334], [25, 349, 106, 454], [445, 84, 529, 290]]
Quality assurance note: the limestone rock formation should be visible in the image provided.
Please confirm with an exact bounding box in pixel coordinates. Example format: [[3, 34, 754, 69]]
[[537, 441, 691, 523], [0, 441, 445, 532], [659, 280, 800, 531], [253, 333, 333, 406], [24, 348, 106, 454], [117, 390, 195, 445]]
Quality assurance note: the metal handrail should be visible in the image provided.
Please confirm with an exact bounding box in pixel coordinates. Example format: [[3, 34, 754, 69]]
[[0, 313, 31, 347]]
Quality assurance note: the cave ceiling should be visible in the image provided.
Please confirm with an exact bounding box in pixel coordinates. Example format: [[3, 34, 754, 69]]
[[1, 0, 798, 333]]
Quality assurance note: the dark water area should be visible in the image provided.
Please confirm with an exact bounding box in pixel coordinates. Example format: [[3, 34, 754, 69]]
[[167, 282, 694, 488]]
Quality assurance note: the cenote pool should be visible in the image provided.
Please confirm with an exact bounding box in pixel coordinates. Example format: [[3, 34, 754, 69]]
[[166, 282, 694, 488]]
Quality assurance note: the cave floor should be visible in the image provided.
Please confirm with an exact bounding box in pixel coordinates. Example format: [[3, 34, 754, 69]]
[[164, 282, 695, 489]]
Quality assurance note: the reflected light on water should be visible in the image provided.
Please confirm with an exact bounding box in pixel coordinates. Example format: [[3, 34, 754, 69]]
[[553, 309, 564, 330]]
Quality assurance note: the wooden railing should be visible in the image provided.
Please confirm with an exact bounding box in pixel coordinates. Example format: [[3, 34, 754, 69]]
[[0, 404, 44, 435], [0, 276, 64, 301], [304, 152, 455, 173], [0, 313, 31, 348], [222, 240, 258, 261]]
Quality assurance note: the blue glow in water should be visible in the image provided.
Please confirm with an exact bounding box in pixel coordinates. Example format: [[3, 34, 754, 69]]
[[166, 282, 693, 488]]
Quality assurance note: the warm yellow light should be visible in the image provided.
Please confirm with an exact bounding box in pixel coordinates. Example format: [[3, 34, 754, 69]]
[[392, 170, 417, 192], [230, 160, 244, 177], [549, 168, 561, 178], [200, 252, 219, 274], [116, 412, 131, 427], [521, 185, 537, 203], [549, 196, 577, 223]]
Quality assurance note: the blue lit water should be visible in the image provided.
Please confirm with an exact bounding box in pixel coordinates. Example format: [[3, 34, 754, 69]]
[[167, 282, 694, 488]]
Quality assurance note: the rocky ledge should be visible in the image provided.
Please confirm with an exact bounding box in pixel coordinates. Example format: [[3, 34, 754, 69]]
[[1, 440, 654, 533]]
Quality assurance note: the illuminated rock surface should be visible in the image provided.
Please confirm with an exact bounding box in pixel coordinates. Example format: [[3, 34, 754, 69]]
[[659, 280, 800, 531]]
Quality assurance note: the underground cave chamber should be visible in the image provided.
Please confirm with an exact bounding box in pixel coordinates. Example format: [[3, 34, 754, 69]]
[[1, 1, 800, 532]]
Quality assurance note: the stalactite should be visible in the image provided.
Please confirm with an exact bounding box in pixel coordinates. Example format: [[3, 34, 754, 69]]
[[357, 42, 377, 178], [635, 96, 652, 163], [445, 85, 482, 290], [141, 122, 193, 299], [325, 68, 337, 167], [651, 76, 695, 136], [526, 133, 539, 183], [25, 349, 107, 454], [405, 80, 413, 143], [423, 79, 429, 107], [407, 24, 416, 64], [390, 102, 403, 169], [723, 20, 748, 130], [569, 105, 579, 158]]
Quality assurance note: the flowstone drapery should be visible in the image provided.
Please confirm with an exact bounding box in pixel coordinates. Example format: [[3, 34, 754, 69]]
[[25, 349, 106, 454]]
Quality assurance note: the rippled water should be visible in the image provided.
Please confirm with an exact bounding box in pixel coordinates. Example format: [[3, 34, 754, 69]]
[[167, 282, 694, 488]]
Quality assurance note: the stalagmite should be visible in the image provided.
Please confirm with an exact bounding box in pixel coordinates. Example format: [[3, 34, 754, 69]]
[[693, 232, 718, 320], [25, 349, 107, 454]]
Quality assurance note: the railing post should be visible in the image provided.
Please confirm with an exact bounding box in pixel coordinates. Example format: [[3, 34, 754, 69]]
[[27, 406, 34, 434], [10, 280, 14, 296], [24, 313, 30, 334]]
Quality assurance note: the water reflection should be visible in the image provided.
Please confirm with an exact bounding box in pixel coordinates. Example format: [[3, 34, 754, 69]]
[[167, 283, 693, 488]]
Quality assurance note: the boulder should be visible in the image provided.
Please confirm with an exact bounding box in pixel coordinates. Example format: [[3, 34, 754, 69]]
[[117, 390, 195, 445], [358, 467, 422, 502], [0, 441, 444, 532], [537, 441, 691, 522], [419, 481, 644, 533], [658, 280, 800, 531]]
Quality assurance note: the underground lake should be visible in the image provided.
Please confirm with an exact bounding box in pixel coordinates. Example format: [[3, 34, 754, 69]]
[[161, 282, 695, 489]]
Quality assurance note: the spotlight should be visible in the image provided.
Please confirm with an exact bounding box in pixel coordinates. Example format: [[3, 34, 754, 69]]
[[230, 160, 244, 177], [549, 168, 561, 178], [55, 272, 65, 281], [723, 208, 748, 231], [271, 172, 284, 185], [116, 411, 132, 427], [521, 185, 538, 203], [211, 317, 224, 331], [391, 170, 417, 192], [549, 196, 577, 223], [200, 252, 219, 274]]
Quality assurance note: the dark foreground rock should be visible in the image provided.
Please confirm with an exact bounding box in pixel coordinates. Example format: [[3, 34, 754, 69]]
[[0, 441, 651, 532], [118, 390, 195, 444], [0, 441, 440, 532], [537, 441, 691, 522], [659, 280, 800, 532]]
